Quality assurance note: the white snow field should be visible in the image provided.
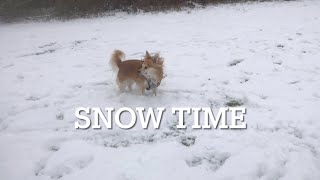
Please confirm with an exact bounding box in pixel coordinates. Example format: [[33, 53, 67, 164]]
[[1, 0, 320, 179]]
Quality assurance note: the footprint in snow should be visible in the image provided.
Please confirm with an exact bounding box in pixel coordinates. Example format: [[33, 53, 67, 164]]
[[71, 40, 87, 49], [186, 152, 230, 171], [228, 59, 244, 67], [39, 155, 93, 179], [277, 44, 285, 48], [39, 42, 56, 48], [180, 135, 196, 147], [49, 145, 60, 152], [240, 78, 249, 84], [259, 95, 268, 100], [55, 112, 64, 120], [34, 158, 47, 176], [20, 49, 56, 57], [73, 40, 87, 45], [222, 80, 229, 85], [256, 163, 268, 178], [289, 80, 300, 84], [17, 74, 24, 80], [26, 96, 41, 101], [71, 84, 82, 89], [273, 60, 283, 65]]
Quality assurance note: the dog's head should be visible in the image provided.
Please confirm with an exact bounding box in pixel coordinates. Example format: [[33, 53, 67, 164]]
[[138, 51, 157, 78]]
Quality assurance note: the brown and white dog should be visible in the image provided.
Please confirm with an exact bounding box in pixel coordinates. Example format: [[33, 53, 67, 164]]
[[138, 52, 164, 95], [110, 50, 164, 95]]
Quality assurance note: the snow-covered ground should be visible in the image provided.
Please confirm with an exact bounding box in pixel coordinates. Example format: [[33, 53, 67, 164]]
[[1, 0, 320, 179]]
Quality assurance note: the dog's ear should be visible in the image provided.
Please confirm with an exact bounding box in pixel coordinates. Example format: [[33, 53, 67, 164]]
[[157, 57, 164, 65], [145, 51, 152, 59], [152, 53, 159, 63]]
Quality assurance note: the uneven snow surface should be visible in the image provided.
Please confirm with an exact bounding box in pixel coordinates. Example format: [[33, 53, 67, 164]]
[[1, 0, 320, 179]]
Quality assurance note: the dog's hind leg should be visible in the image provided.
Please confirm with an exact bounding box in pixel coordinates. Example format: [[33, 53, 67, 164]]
[[127, 80, 134, 91], [136, 81, 146, 95], [117, 78, 125, 93], [153, 88, 157, 96]]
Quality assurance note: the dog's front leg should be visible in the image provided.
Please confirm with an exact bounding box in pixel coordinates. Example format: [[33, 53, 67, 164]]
[[153, 88, 157, 96], [138, 83, 146, 95], [140, 87, 145, 95]]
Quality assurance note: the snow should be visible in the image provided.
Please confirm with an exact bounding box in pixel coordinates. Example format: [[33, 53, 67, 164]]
[[1, 0, 320, 179]]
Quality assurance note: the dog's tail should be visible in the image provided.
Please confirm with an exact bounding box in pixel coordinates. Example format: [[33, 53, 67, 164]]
[[110, 50, 125, 72]]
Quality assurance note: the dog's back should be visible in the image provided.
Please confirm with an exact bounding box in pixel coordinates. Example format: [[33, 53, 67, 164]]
[[110, 50, 146, 93], [117, 60, 144, 82]]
